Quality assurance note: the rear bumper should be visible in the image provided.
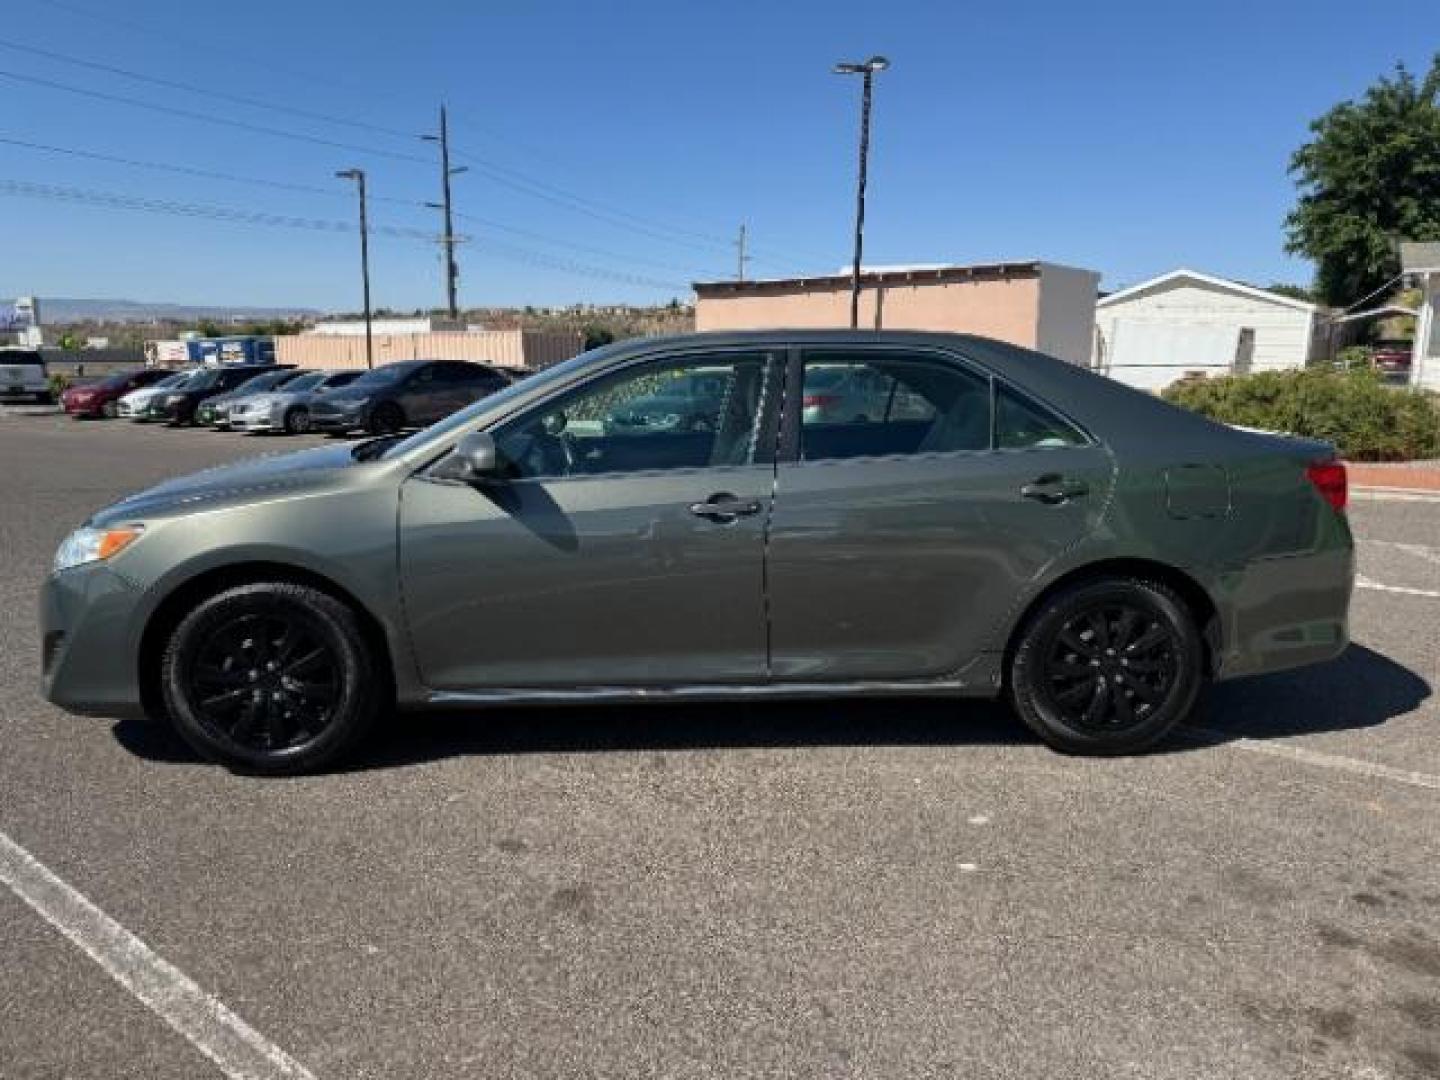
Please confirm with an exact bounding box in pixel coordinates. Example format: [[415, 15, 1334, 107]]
[[1210, 546, 1354, 681], [40, 563, 146, 719]]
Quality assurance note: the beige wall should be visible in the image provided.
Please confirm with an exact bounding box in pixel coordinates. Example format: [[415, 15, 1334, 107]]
[[696, 276, 1043, 348], [275, 330, 582, 371]]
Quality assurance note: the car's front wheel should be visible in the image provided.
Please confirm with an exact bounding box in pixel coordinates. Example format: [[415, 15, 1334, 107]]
[[160, 582, 381, 774], [283, 407, 311, 435], [368, 401, 404, 435], [101, 400, 118, 419], [1008, 577, 1203, 755]]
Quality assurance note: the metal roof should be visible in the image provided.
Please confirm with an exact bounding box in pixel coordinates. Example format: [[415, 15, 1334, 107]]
[[693, 261, 1043, 294]]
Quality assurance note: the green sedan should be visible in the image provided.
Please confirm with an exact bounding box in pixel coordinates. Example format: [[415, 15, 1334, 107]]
[[41, 331, 1353, 774]]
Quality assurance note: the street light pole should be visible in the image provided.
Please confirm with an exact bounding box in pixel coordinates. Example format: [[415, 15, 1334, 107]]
[[834, 56, 889, 329], [335, 168, 373, 369]]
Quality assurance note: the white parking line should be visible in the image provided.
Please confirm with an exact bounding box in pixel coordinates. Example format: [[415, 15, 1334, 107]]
[[0, 829, 316, 1080], [1365, 539, 1440, 566], [1356, 575, 1440, 599], [1186, 728, 1440, 792]]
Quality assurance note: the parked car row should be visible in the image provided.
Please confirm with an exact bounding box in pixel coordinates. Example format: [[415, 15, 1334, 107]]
[[60, 359, 515, 436]]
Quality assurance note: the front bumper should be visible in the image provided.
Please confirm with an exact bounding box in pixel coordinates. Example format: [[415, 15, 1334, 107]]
[[1211, 546, 1354, 681], [40, 562, 146, 719], [309, 407, 365, 432]]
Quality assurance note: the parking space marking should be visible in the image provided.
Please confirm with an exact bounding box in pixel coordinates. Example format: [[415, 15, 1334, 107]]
[[1365, 539, 1440, 566], [1186, 728, 1440, 792], [1356, 575, 1440, 600], [0, 829, 316, 1080]]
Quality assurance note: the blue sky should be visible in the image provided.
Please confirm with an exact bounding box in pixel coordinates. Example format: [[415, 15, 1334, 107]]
[[0, 0, 1432, 312]]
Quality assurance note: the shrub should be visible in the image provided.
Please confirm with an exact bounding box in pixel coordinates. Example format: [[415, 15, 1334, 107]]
[[1162, 368, 1440, 461], [1334, 345, 1372, 371], [48, 373, 71, 398]]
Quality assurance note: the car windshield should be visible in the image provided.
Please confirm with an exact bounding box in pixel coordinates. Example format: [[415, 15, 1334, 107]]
[[1, 351, 45, 368], [347, 363, 423, 388], [233, 369, 294, 394], [322, 371, 362, 389], [283, 372, 327, 392]]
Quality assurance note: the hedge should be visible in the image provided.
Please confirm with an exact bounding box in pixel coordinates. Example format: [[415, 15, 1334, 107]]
[[1162, 368, 1440, 462]]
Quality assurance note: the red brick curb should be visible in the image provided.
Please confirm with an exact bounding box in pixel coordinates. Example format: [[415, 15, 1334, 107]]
[[1344, 462, 1440, 493]]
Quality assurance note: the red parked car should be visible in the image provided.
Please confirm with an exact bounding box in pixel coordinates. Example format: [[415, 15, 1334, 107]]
[[1370, 339, 1413, 381], [61, 368, 172, 419]]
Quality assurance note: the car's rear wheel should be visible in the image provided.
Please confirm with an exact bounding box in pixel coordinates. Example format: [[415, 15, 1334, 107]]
[[1008, 577, 1202, 755], [101, 400, 118, 419], [284, 406, 311, 435], [160, 582, 380, 774], [368, 401, 404, 435]]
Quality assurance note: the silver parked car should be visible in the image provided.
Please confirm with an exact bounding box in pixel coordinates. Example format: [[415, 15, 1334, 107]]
[[41, 331, 1354, 774], [229, 369, 365, 434]]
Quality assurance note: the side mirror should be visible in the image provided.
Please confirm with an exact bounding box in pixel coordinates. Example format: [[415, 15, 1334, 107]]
[[433, 431, 501, 482]]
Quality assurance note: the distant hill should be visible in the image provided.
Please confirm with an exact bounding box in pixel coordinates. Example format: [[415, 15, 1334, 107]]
[[1, 297, 322, 324]]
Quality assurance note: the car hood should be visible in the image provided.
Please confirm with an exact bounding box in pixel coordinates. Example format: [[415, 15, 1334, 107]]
[[93, 443, 371, 524], [120, 385, 173, 405]]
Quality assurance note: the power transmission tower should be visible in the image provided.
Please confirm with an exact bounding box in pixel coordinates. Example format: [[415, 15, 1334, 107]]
[[423, 105, 467, 320], [735, 223, 751, 282]]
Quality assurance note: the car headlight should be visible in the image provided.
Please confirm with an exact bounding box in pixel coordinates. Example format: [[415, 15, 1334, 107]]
[[53, 525, 144, 573], [165, 393, 187, 404]]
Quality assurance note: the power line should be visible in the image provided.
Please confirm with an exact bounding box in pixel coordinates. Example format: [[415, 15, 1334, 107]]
[[0, 178, 688, 292], [0, 135, 421, 205], [0, 135, 715, 277], [0, 68, 433, 165], [0, 39, 417, 142]]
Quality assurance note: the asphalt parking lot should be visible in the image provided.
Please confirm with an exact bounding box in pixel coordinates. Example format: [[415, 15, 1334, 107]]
[[1, 413, 1437, 1080]]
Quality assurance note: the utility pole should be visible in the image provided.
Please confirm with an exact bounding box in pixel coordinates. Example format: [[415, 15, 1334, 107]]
[[335, 168, 373, 369], [833, 56, 889, 329], [735, 223, 751, 282], [423, 105, 467, 320]]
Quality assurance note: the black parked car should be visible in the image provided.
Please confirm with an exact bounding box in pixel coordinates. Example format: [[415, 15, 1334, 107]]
[[144, 365, 284, 426], [307, 359, 512, 435]]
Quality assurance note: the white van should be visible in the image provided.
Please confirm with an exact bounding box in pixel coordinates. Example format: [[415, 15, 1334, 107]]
[[0, 349, 51, 404]]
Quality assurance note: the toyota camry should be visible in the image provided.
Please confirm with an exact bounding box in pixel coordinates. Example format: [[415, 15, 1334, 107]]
[[41, 331, 1354, 774]]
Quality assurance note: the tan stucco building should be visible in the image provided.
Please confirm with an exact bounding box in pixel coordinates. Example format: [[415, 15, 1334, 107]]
[[693, 261, 1099, 366]]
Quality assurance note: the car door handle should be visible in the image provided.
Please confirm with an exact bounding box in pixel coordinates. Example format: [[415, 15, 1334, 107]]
[[1020, 474, 1089, 505], [689, 493, 763, 521]]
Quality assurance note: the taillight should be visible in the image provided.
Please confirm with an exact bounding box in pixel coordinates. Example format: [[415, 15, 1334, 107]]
[[1306, 460, 1347, 512]]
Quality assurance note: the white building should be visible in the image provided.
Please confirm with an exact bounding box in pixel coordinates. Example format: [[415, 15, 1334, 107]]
[[1093, 269, 1321, 391], [306, 316, 462, 336], [1400, 242, 1440, 390]]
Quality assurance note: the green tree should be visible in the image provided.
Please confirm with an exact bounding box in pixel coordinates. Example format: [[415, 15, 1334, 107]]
[[1265, 283, 1315, 302], [1285, 56, 1440, 307]]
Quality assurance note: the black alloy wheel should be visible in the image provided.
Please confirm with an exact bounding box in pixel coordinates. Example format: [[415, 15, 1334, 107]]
[[1009, 577, 1203, 755], [368, 401, 404, 435], [161, 582, 380, 773]]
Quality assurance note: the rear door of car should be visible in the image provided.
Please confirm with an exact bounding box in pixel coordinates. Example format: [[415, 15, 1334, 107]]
[[766, 344, 1114, 683]]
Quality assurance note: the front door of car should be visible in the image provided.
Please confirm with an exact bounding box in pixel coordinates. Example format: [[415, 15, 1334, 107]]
[[767, 347, 1115, 683], [397, 349, 782, 689]]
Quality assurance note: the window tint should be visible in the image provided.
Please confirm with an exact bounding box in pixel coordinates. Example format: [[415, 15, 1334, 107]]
[[994, 385, 1087, 449], [799, 351, 990, 461], [495, 353, 773, 480]]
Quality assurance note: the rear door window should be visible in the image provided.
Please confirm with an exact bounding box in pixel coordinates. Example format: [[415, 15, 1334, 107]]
[[798, 350, 991, 461], [994, 385, 1088, 449]]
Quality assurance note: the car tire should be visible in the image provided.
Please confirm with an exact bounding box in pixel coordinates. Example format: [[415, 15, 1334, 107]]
[[102, 400, 118, 419], [160, 581, 381, 775], [284, 407, 311, 435], [368, 401, 404, 435], [1008, 576, 1203, 756]]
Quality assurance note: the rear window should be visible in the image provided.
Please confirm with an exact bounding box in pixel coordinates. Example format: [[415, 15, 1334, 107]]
[[0, 351, 45, 368]]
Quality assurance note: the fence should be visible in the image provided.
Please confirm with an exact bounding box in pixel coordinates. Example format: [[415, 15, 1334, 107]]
[[274, 330, 583, 371]]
